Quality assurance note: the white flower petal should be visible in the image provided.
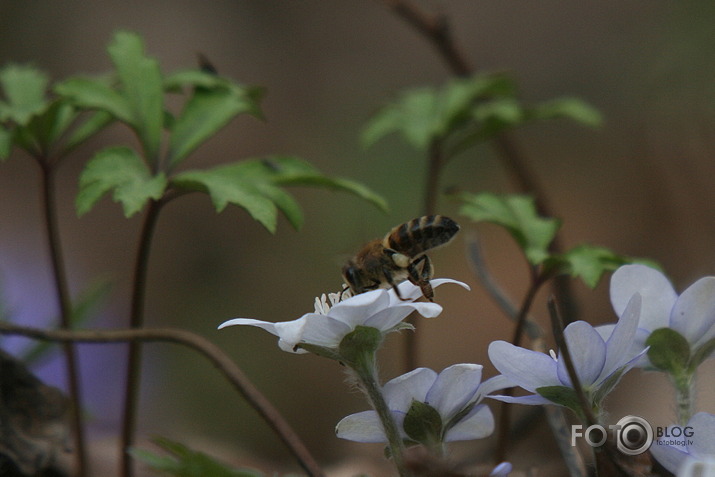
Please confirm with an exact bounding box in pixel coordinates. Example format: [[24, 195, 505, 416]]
[[364, 302, 443, 331], [383, 367, 438, 411], [678, 457, 715, 477], [387, 278, 470, 305], [297, 314, 352, 348], [557, 321, 606, 387], [670, 277, 715, 349], [218, 317, 309, 353], [488, 341, 561, 392], [610, 264, 676, 333], [425, 364, 483, 419], [599, 293, 642, 382], [444, 403, 494, 442], [327, 289, 390, 328], [335, 410, 406, 443]]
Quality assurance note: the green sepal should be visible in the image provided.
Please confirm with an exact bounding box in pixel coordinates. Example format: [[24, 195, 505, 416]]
[[646, 328, 690, 375], [129, 436, 264, 477], [459, 192, 560, 265], [591, 367, 625, 406], [294, 343, 343, 362], [690, 337, 715, 371], [536, 385, 585, 416], [338, 326, 383, 366], [76, 146, 167, 217], [403, 400, 443, 445]]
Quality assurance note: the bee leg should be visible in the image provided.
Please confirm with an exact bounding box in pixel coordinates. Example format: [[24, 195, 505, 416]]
[[407, 255, 434, 301], [381, 267, 408, 301]]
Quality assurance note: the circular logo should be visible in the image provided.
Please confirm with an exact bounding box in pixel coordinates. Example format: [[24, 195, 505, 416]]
[[615, 415, 653, 455]]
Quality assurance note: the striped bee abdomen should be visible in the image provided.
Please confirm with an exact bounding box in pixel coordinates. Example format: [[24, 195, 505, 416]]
[[383, 215, 460, 258]]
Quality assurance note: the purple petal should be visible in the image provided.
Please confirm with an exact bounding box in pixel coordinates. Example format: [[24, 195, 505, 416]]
[[488, 341, 560, 392], [557, 321, 606, 387], [425, 364, 483, 419], [475, 375, 515, 401], [382, 367, 438, 411], [599, 293, 642, 382], [610, 264, 676, 332], [444, 403, 494, 442], [487, 393, 554, 405], [689, 412, 715, 457], [650, 439, 689, 474], [670, 277, 715, 349]]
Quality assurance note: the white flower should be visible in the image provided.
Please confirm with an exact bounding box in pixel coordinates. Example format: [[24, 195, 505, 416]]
[[605, 264, 715, 368], [335, 363, 509, 444], [218, 279, 469, 354]]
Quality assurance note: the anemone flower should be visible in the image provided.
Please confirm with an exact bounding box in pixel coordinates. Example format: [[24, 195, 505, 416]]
[[218, 279, 469, 355]]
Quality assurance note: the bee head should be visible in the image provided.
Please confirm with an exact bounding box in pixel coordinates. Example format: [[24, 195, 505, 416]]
[[342, 261, 365, 294]]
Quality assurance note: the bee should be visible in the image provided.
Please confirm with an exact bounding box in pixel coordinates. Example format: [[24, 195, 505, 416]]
[[342, 215, 460, 301]]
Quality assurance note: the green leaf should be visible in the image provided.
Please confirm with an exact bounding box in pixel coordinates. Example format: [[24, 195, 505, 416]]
[[130, 437, 264, 477], [77, 146, 167, 217], [0, 64, 50, 125], [403, 400, 443, 445], [646, 328, 691, 375], [362, 73, 515, 150], [107, 31, 164, 160], [168, 86, 262, 167], [549, 245, 628, 288], [21, 99, 77, 154], [529, 97, 603, 128], [172, 156, 387, 233], [0, 128, 12, 160], [459, 192, 560, 265], [63, 111, 114, 153], [55, 76, 133, 123]]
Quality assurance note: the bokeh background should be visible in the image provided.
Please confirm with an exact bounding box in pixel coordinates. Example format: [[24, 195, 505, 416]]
[[2, 1, 715, 475]]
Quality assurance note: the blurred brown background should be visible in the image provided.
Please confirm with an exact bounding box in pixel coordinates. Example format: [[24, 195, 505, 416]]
[[1, 1, 715, 475]]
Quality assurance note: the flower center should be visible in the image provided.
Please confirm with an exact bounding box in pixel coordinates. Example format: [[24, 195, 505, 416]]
[[314, 286, 352, 315]]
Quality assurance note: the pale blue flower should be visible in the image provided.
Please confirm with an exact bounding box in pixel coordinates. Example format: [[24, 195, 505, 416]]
[[488, 294, 644, 408], [604, 264, 715, 367], [650, 412, 715, 476], [335, 364, 509, 444], [218, 279, 468, 354]]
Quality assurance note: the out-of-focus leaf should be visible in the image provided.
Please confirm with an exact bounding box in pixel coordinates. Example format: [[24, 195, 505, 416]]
[[168, 86, 262, 167], [107, 31, 164, 161], [362, 74, 515, 150], [459, 192, 560, 265], [172, 156, 387, 233], [76, 146, 167, 217], [129, 437, 264, 477], [0, 128, 12, 160], [63, 111, 114, 153], [21, 280, 112, 365], [23, 99, 76, 154], [529, 97, 603, 128], [55, 77, 133, 123], [0, 64, 50, 125]]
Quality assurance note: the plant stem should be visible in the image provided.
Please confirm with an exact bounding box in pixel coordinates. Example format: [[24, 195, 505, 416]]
[[494, 271, 544, 462], [37, 159, 88, 477], [120, 199, 163, 477], [0, 321, 326, 477], [673, 372, 695, 426], [351, 354, 411, 477]]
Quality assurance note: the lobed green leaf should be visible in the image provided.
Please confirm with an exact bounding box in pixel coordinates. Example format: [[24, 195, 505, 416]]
[[172, 156, 387, 233], [76, 146, 167, 217], [107, 31, 164, 161], [55, 76, 133, 123], [0, 64, 50, 125], [459, 192, 560, 265]]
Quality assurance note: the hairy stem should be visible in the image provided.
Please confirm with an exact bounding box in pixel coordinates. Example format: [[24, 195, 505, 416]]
[[120, 199, 163, 477], [37, 159, 88, 477], [674, 372, 695, 426], [0, 322, 325, 477]]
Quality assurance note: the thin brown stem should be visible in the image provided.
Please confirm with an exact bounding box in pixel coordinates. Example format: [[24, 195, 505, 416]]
[[120, 199, 163, 477], [37, 159, 88, 477], [494, 270, 546, 462], [0, 321, 326, 477]]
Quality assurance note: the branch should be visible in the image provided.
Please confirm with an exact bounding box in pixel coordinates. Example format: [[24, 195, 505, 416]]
[[0, 322, 325, 477]]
